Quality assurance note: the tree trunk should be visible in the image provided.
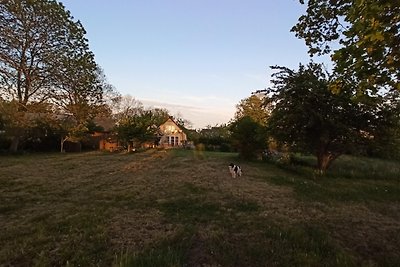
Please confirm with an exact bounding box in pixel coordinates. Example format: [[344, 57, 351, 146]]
[[316, 151, 339, 175], [60, 138, 64, 153], [60, 136, 68, 153], [9, 136, 20, 153]]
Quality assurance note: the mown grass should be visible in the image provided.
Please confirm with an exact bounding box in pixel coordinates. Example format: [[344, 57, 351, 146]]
[[0, 149, 399, 266]]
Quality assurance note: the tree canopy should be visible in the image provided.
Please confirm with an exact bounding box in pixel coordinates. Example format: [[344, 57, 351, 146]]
[[265, 62, 397, 173], [113, 96, 170, 149], [230, 116, 267, 160], [0, 0, 93, 105], [292, 0, 400, 94], [0, 0, 111, 151], [234, 94, 270, 126]]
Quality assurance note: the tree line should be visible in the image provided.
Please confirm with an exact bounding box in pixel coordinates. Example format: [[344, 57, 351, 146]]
[[0, 0, 116, 152], [0, 0, 202, 154], [1, 0, 399, 174], [228, 0, 400, 173]]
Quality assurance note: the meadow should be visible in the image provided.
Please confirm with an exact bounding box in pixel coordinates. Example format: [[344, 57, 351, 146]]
[[0, 149, 399, 266]]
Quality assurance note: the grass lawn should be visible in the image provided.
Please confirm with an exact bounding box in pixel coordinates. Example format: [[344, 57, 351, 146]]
[[0, 149, 399, 266]]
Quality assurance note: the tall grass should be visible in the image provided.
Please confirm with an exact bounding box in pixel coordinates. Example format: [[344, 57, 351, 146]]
[[328, 155, 400, 180], [263, 154, 400, 203]]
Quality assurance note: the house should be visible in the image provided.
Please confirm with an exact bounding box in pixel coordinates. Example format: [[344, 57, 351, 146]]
[[94, 131, 123, 152], [97, 117, 188, 151], [158, 117, 187, 147]]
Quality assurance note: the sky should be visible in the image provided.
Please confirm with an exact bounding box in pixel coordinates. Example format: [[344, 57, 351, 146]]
[[61, 0, 315, 129]]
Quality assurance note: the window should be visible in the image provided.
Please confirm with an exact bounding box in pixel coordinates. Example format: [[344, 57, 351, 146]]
[[167, 125, 175, 132]]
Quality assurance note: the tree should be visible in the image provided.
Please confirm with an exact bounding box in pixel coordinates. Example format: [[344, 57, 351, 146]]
[[230, 116, 267, 160], [0, 0, 103, 152], [113, 95, 170, 127], [0, 98, 56, 151], [365, 90, 400, 159], [292, 0, 400, 94], [112, 95, 144, 122], [174, 112, 193, 130], [115, 109, 168, 149], [265, 63, 396, 173], [0, 0, 93, 104], [234, 94, 270, 126], [52, 64, 117, 152], [195, 124, 232, 152], [113, 97, 170, 150], [229, 94, 271, 157]]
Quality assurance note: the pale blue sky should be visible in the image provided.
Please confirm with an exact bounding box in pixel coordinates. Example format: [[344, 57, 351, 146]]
[[61, 0, 317, 128]]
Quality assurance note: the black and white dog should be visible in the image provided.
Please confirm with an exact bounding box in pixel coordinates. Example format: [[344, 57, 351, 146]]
[[229, 163, 242, 178]]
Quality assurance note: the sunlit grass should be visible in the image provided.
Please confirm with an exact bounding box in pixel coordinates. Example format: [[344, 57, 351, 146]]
[[0, 149, 399, 266]]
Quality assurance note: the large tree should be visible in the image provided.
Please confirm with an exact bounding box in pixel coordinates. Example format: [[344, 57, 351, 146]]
[[230, 116, 267, 160], [265, 63, 397, 173], [234, 94, 270, 126], [114, 97, 170, 150], [292, 0, 400, 94], [0, 0, 90, 105], [115, 109, 170, 150], [0, 0, 108, 151], [53, 64, 115, 152]]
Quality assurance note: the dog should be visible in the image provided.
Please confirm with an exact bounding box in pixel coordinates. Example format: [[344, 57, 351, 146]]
[[229, 163, 242, 178]]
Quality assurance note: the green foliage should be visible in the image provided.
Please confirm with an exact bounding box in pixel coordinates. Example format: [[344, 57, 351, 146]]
[[116, 112, 156, 147], [292, 0, 400, 94], [86, 120, 104, 132], [0, 0, 111, 152], [0, 100, 62, 151], [192, 124, 232, 152], [266, 63, 395, 172], [365, 92, 400, 160], [234, 94, 270, 126], [0, 0, 94, 105], [114, 101, 170, 148], [230, 116, 267, 160]]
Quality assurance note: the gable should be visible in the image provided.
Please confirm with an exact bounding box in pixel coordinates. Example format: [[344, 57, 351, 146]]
[[159, 118, 182, 133]]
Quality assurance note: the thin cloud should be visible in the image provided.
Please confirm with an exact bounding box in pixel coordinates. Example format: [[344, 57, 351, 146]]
[[140, 98, 234, 128], [140, 99, 205, 112]]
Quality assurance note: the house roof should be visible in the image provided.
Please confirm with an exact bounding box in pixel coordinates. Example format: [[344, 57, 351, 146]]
[[162, 116, 178, 126], [159, 117, 187, 135]]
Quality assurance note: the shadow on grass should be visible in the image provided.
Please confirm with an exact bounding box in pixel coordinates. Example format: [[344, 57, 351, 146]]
[[208, 223, 356, 267], [268, 174, 400, 203], [115, 219, 356, 267], [257, 153, 400, 204], [1, 207, 109, 266], [114, 228, 194, 267]]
